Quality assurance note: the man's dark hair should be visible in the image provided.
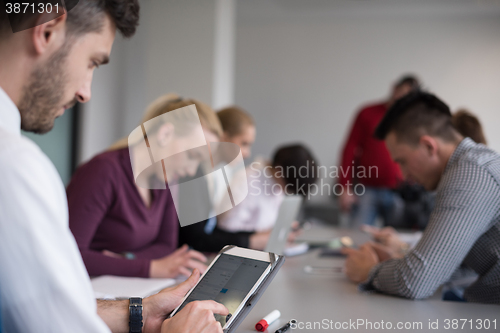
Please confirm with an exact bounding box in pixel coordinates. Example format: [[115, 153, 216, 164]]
[[395, 74, 421, 91], [374, 91, 460, 145], [272, 144, 318, 196], [1, 0, 139, 38]]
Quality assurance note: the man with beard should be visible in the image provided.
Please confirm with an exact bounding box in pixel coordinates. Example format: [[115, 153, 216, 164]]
[[0, 1, 227, 332]]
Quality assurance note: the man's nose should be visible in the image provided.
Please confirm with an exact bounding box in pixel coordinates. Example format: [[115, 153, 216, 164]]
[[76, 72, 93, 103]]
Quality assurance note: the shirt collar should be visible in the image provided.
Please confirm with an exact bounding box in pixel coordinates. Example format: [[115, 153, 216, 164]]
[[444, 137, 476, 173], [0, 87, 21, 136]]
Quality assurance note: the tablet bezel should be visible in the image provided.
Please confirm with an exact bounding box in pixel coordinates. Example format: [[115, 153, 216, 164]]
[[168, 246, 273, 330]]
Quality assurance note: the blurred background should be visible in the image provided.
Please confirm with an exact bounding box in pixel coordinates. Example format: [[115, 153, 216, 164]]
[[28, 0, 500, 196]]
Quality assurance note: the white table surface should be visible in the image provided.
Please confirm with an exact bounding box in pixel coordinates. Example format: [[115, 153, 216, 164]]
[[235, 226, 500, 333]]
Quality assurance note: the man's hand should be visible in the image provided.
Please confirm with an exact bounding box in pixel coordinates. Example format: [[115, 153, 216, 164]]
[[97, 270, 205, 333], [160, 301, 229, 333], [341, 244, 379, 283], [141, 269, 196, 332], [361, 225, 408, 257], [368, 242, 400, 262], [150, 244, 208, 278], [339, 191, 357, 212]]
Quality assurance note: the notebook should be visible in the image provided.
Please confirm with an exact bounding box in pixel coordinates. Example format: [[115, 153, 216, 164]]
[[91, 275, 176, 299]]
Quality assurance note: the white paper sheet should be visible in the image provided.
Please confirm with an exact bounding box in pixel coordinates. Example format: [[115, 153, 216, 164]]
[[91, 276, 176, 299]]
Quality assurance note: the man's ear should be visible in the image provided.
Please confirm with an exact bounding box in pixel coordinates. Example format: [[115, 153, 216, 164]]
[[420, 135, 438, 157], [31, 13, 67, 56], [156, 123, 175, 147]]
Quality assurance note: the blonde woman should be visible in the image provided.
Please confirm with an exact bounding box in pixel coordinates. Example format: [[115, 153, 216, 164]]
[[179, 107, 316, 251], [67, 94, 222, 278], [178, 106, 263, 251], [217, 106, 256, 160]]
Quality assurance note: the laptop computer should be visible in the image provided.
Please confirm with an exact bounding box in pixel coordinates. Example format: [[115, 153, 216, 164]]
[[265, 195, 304, 255]]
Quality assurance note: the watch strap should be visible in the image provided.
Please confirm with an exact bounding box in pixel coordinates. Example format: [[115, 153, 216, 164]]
[[129, 297, 143, 333]]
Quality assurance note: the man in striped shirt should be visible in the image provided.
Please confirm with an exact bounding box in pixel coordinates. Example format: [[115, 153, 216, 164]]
[[343, 91, 500, 304]]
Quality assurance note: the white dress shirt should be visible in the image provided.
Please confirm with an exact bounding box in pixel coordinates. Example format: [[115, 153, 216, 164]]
[[0, 87, 110, 332]]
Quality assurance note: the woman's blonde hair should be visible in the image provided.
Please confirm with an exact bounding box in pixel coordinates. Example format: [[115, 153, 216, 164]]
[[109, 93, 223, 150], [217, 106, 254, 137]]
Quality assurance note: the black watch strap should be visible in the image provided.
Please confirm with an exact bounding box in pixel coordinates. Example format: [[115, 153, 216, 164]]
[[129, 297, 143, 333]]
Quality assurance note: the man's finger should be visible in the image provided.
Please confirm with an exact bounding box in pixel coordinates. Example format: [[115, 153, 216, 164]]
[[369, 242, 393, 259], [382, 226, 396, 234], [200, 321, 224, 333], [369, 242, 387, 251], [360, 243, 374, 253], [194, 300, 229, 316], [373, 234, 387, 243], [174, 268, 200, 292], [340, 247, 358, 255]]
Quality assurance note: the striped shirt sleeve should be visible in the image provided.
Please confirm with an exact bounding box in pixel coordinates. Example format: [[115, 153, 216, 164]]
[[361, 161, 500, 299]]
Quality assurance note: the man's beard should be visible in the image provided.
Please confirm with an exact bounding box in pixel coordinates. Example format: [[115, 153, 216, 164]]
[[18, 42, 75, 134]]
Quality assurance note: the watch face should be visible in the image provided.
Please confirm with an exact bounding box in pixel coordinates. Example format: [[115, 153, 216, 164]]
[[130, 305, 142, 316]]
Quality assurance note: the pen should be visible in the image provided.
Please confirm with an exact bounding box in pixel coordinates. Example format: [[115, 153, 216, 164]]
[[275, 319, 296, 333]]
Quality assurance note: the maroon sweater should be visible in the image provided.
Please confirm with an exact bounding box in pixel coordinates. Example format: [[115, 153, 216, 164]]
[[67, 148, 178, 277], [339, 102, 402, 189]]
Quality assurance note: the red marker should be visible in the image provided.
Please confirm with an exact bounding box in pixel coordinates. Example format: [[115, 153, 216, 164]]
[[255, 310, 281, 331]]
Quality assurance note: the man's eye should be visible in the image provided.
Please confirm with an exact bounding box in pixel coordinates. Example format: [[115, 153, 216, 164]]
[[92, 61, 100, 69]]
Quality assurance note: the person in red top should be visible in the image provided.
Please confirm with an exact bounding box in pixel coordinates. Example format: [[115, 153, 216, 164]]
[[338, 75, 420, 227]]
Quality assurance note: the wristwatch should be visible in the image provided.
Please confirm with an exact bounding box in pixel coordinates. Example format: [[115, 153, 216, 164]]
[[129, 297, 143, 333]]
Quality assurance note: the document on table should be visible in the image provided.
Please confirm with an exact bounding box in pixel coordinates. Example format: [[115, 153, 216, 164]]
[[91, 276, 176, 299]]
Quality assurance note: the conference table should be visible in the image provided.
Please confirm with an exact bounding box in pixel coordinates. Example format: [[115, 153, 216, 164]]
[[236, 226, 500, 333]]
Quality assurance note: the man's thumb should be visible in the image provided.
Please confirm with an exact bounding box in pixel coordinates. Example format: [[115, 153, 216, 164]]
[[175, 268, 200, 294]]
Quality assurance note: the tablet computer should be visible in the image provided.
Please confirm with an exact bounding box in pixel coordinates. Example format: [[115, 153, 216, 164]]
[[264, 195, 303, 255], [169, 246, 284, 333]]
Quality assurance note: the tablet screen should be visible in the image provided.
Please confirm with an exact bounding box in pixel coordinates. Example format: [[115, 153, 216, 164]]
[[176, 253, 270, 326]]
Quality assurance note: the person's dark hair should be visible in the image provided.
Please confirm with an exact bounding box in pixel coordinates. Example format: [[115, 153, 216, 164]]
[[272, 144, 318, 196], [1, 0, 139, 38], [452, 109, 487, 145], [395, 74, 421, 91], [374, 91, 460, 145]]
